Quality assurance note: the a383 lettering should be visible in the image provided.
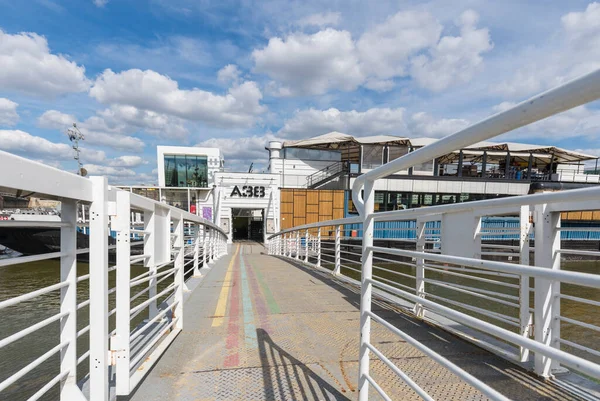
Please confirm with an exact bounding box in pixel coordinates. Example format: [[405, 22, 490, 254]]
[[230, 185, 266, 198]]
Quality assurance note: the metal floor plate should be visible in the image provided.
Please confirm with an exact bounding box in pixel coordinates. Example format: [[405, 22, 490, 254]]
[[126, 244, 589, 401]]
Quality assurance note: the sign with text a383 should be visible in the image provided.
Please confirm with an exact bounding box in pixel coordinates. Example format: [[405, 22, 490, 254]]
[[230, 185, 266, 198]]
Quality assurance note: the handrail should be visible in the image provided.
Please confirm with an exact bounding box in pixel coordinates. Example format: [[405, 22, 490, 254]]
[[306, 160, 348, 188], [352, 68, 600, 215]]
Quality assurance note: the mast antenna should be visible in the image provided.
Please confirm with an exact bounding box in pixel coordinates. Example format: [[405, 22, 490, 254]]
[[66, 123, 86, 176]]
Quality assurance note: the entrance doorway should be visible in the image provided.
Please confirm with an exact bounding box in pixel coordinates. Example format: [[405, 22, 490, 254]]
[[232, 208, 264, 242]]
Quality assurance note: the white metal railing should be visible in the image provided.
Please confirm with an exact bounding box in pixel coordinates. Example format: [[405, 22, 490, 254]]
[[269, 68, 600, 400], [0, 153, 228, 401]]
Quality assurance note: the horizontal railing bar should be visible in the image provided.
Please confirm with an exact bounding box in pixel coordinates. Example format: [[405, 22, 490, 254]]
[[557, 227, 600, 232], [424, 278, 520, 307], [27, 370, 70, 401], [373, 265, 416, 281], [372, 254, 416, 269], [560, 316, 600, 333], [370, 274, 415, 294], [369, 246, 600, 289], [130, 255, 150, 264], [557, 249, 600, 257], [130, 301, 179, 342], [77, 325, 90, 338], [364, 374, 392, 401], [269, 216, 362, 237], [0, 311, 68, 350], [424, 266, 520, 289], [367, 277, 600, 379], [482, 244, 521, 250], [0, 252, 65, 268], [424, 292, 520, 326], [367, 310, 511, 401], [0, 281, 69, 310], [77, 350, 90, 365], [424, 263, 520, 279], [560, 294, 600, 308], [559, 338, 600, 359], [0, 221, 70, 228], [77, 273, 90, 282], [77, 299, 90, 310], [365, 342, 434, 401], [130, 317, 180, 369], [0, 340, 69, 393], [478, 251, 520, 257], [130, 284, 176, 316], [130, 267, 176, 288], [339, 263, 361, 275]]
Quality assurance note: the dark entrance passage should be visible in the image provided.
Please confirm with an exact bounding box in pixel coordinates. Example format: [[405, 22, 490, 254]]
[[232, 209, 264, 242]]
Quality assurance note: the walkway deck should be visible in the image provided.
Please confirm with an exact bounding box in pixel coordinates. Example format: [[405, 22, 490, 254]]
[[127, 244, 586, 401]]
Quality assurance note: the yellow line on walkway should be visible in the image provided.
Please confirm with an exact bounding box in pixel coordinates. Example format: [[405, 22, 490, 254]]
[[212, 244, 240, 327]]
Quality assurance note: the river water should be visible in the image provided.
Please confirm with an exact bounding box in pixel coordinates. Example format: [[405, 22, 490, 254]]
[[0, 259, 598, 400]]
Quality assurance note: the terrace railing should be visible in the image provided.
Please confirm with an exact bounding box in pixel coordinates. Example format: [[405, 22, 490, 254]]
[[269, 68, 600, 401], [0, 153, 228, 401]]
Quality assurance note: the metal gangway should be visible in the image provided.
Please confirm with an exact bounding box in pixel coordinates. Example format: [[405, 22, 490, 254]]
[[1, 68, 600, 400]]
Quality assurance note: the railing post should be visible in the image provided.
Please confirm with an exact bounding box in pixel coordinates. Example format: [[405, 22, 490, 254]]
[[174, 216, 184, 330], [334, 225, 341, 275], [60, 199, 86, 400], [144, 206, 157, 319], [358, 179, 375, 401], [317, 228, 322, 268], [414, 220, 426, 318], [211, 229, 216, 262], [304, 229, 309, 263], [193, 224, 200, 276], [519, 205, 532, 363], [533, 203, 561, 377], [114, 191, 131, 396], [202, 226, 208, 267], [295, 230, 300, 260], [89, 176, 109, 401]]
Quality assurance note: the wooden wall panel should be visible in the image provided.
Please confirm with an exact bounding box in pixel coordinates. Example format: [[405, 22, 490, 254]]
[[280, 188, 346, 230]]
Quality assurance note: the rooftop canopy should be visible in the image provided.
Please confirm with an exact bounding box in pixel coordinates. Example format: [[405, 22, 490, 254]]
[[282, 132, 596, 164]]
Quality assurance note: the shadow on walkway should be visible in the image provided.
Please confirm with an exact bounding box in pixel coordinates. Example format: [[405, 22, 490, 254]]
[[257, 328, 352, 401]]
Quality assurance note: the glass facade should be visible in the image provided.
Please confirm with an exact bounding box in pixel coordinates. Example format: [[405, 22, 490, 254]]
[[362, 145, 384, 169], [164, 154, 208, 187], [284, 147, 341, 161], [348, 190, 509, 213]]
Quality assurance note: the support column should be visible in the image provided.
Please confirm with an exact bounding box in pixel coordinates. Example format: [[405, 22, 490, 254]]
[[534, 203, 561, 377], [519, 205, 532, 363], [334, 225, 341, 275], [317, 228, 322, 268], [358, 180, 375, 401], [457, 150, 464, 177], [144, 207, 157, 319], [89, 177, 109, 401], [414, 220, 425, 318], [114, 191, 131, 396], [60, 199, 86, 400], [295, 231, 300, 260], [174, 216, 184, 330], [304, 229, 309, 263]]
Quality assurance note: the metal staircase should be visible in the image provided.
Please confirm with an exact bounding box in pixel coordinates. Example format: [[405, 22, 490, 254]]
[[305, 161, 349, 189]]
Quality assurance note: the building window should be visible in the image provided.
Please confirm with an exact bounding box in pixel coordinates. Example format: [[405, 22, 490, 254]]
[[164, 155, 208, 187], [362, 145, 384, 169], [388, 146, 408, 161], [284, 147, 341, 161]]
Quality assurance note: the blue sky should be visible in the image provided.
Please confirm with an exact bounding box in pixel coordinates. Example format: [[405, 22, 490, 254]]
[[0, 0, 599, 183]]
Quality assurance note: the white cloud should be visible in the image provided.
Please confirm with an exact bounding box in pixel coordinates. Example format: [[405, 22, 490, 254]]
[[495, 104, 600, 140], [357, 10, 442, 80], [408, 112, 471, 137], [0, 29, 89, 96], [253, 9, 492, 95], [38, 110, 145, 152], [93, 0, 108, 7], [90, 69, 266, 127], [0, 98, 19, 126], [253, 29, 364, 96], [196, 134, 276, 172], [107, 155, 145, 167], [97, 105, 188, 139], [297, 12, 341, 28], [0, 129, 105, 163], [83, 164, 136, 177], [279, 107, 407, 137], [217, 64, 241, 84], [410, 10, 493, 91], [494, 3, 600, 99]]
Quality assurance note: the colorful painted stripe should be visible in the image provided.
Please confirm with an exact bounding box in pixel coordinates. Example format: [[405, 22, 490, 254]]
[[253, 265, 280, 314], [211, 244, 239, 327], [223, 259, 241, 367], [239, 253, 258, 349], [243, 255, 270, 330]]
